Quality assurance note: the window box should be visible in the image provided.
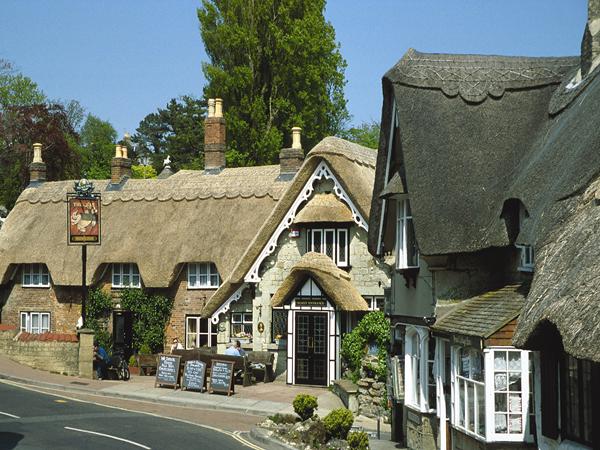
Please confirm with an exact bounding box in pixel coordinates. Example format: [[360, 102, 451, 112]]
[[187, 262, 220, 289], [231, 312, 252, 339], [22, 264, 50, 288], [112, 263, 141, 288]]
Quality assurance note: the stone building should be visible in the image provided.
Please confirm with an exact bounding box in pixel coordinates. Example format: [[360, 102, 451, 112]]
[[0, 98, 389, 387], [368, 1, 600, 449]]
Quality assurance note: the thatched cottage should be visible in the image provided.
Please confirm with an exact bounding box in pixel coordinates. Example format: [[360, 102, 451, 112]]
[[368, 1, 600, 449], [0, 99, 389, 387]]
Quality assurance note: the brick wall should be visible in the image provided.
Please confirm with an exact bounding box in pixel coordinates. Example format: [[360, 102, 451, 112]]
[[0, 267, 82, 334], [0, 327, 80, 376]]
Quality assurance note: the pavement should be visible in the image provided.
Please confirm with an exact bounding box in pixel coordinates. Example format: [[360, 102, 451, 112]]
[[0, 355, 403, 449]]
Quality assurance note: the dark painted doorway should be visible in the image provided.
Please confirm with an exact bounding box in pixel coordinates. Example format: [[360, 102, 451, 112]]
[[112, 311, 133, 359], [295, 312, 328, 385]]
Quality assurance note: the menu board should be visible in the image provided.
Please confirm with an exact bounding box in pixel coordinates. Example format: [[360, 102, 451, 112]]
[[182, 360, 207, 392], [155, 354, 181, 389], [209, 360, 235, 396]]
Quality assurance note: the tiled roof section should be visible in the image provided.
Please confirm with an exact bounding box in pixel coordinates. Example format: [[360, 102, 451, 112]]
[[433, 283, 529, 339], [0, 324, 17, 331], [17, 332, 78, 342]]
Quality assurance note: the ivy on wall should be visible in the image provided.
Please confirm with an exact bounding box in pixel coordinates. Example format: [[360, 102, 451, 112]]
[[341, 311, 390, 382], [84, 289, 113, 350]]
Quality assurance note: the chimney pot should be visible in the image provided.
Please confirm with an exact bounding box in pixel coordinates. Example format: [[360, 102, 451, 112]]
[[215, 98, 223, 118], [121, 145, 128, 159], [291, 127, 302, 150], [115, 145, 122, 158], [208, 98, 215, 118], [32, 143, 43, 163]]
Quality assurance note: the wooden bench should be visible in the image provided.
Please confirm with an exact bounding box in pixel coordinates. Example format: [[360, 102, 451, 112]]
[[247, 351, 275, 383], [137, 354, 158, 376]]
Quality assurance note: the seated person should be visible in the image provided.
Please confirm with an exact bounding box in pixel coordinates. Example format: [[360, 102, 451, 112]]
[[93, 340, 108, 380], [234, 340, 246, 356], [170, 337, 183, 353], [224, 343, 240, 356]]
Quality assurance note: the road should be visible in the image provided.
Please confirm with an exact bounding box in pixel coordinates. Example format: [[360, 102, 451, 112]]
[[0, 382, 262, 450]]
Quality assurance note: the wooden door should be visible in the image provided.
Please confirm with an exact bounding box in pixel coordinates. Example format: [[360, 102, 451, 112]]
[[295, 312, 328, 385]]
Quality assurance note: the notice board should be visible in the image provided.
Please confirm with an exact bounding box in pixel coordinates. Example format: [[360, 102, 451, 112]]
[[209, 360, 235, 396], [155, 354, 181, 389], [182, 360, 207, 392]]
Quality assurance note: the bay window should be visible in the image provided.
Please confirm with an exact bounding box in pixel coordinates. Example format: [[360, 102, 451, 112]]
[[186, 316, 218, 348], [396, 200, 419, 269], [188, 262, 220, 288], [454, 347, 486, 438], [20, 311, 50, 334], [307, 228, 349, 267], [22, 264, 50, 287], [112, 263, 140, 288]]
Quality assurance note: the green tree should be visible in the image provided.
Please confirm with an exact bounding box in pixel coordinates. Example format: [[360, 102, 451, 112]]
[[0, 60, 45, 109], [79, 114, 117, 179], [133, 95, 205, 172], [339, 121, 380, 149], [131, 164, 157, 179], [198, 0, 348, 166]]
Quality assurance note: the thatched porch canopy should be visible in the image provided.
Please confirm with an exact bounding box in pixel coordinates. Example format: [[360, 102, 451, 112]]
[[271, 252, 369, 311]]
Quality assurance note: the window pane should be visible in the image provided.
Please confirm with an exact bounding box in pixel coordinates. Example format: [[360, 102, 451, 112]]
[[31, 314, 39, 333], [41, 314, 49, 332], [189, 274, 197, 286], [20, 313, 27, 331], [210, 274, 219, 286], [509, 415, 522, 433], [495, 414, 508, 433], [243, 313, 252, 323], [41, 273, 49, 286], [508, 352, 521, 371], [132, 275, 140, 287], [312, 230, 322, 253], [199, 275, 208, 286], [495, 393, 507, 412], [477, 384, 485, 436], [199, 335, 208, 347], [337, 230, 347, 265], [467, 383, 475, 431], [132, 265, 139, 275], [232, 313, 242, 323], [406, 218, 419, 267], [32, 272, 40, 285], [199, 263, 207, 275], [24, 273, 31, 286], [325, 230, 335, 260], [122, 274, 130, 286], [199, 318, 208, 333]]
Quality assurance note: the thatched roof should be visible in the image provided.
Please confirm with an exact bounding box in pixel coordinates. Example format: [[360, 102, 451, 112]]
[[368, 49, 579, 256], [513, 177, 600, 362], [270, 252, 369, 311], [379, 172, 405, 199], [202, 137, 376, 317], [0, 166, 290, 287], [294, 193, 353, 224], [433, 283, 528, 339]]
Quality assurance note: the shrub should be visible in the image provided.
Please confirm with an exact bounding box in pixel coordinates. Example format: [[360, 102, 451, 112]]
[[84, 289, 113, 351], [293, 394, 318, 421], [341, 311, 390, 381], [128, 355, 137, 367], [139, 343, 152, 355], [347, 431, 369, 450], [323, 407, 354, 440], [268, 413, 297, 425]]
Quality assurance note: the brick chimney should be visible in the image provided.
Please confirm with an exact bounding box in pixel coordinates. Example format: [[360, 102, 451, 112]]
[[581, 0, 600, 77], [204, 98, 226, 173], [29, 142, 46, 183], [279, 127, 304, 178], [111, 143, 131, 184]]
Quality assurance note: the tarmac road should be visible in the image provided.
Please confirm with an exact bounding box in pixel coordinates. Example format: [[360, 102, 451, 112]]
[[0, 382, 259, 450]]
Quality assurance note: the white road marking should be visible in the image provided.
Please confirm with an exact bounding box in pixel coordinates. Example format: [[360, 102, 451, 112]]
[[0, 411, 20, 419], [64, 426, 151, 449]]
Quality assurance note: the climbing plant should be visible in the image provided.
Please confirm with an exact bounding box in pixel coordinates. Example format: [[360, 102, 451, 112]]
[[341, 311, 390, 382], [84, 288, 113, 350], [119, 289, 173, 354]]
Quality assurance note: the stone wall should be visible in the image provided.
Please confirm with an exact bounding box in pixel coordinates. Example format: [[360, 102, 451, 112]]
[[406, 409, 439, 450], [0, 267, 82, 333], [0, 326, 80, 376]]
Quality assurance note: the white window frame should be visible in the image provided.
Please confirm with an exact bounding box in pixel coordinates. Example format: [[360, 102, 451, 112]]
[[185, 316, 218, 349], [22, 264, 50, 287], [516, 245, 534, 272], [405, 326, 435, 412], [452, 346, 486, 439], [112, 263, 141, 288], [450, 346, 533, 443], [187, 262, 220, 289], [396, 199, 419, 269], [231, 311, 252, 338], [365, 296, 385, 311], [307, 227, 349, 267], [20, 311, 50, 334], [485, 348, 532, 443]]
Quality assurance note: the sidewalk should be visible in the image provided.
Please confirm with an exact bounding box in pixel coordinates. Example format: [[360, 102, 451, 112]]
[[0, 354, 399, 447]]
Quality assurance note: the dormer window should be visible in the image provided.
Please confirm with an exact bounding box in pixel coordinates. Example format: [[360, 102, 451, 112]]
[[396, 199, 419, 269], [306, 228, 349, 267], [188, 262, 220, 288], [112, 263, 141, 288], [22, 264, 50, 287], [516, 245, 534, 272]]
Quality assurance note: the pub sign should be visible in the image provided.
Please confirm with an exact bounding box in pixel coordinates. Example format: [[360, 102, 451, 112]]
[[67, 179, 101, 245]]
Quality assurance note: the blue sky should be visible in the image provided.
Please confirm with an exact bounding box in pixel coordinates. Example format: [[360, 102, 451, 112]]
[[0, 1, 588, 138]]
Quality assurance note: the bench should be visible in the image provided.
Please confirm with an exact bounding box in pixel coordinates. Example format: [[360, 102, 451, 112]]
[[137, 354, 158, 376], [172, 349, 251, 387], [247, 351, 275, 383]]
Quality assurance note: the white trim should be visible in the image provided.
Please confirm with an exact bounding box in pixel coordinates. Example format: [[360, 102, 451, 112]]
[[111, 263, 140, 288], [22, 263, 50, 288], [376, 101, 397, 255], [187, 262, 220, 289], [210, 284, 246, 324], [20, 311, 50, 334], [244, 161, 368, 282], [405, 325, 433, 412]]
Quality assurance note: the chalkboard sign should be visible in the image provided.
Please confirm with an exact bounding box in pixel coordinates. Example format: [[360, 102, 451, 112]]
[[182, 360, 207, 392], [155, 354, 181, 389], [209, 360, 235, 396]]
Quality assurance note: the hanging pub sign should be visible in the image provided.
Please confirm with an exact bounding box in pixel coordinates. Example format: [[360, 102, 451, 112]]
[[67, 179, 101, 245]]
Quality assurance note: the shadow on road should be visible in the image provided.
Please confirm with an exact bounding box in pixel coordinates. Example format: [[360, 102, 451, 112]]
[[0, 432, 23, 450]]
